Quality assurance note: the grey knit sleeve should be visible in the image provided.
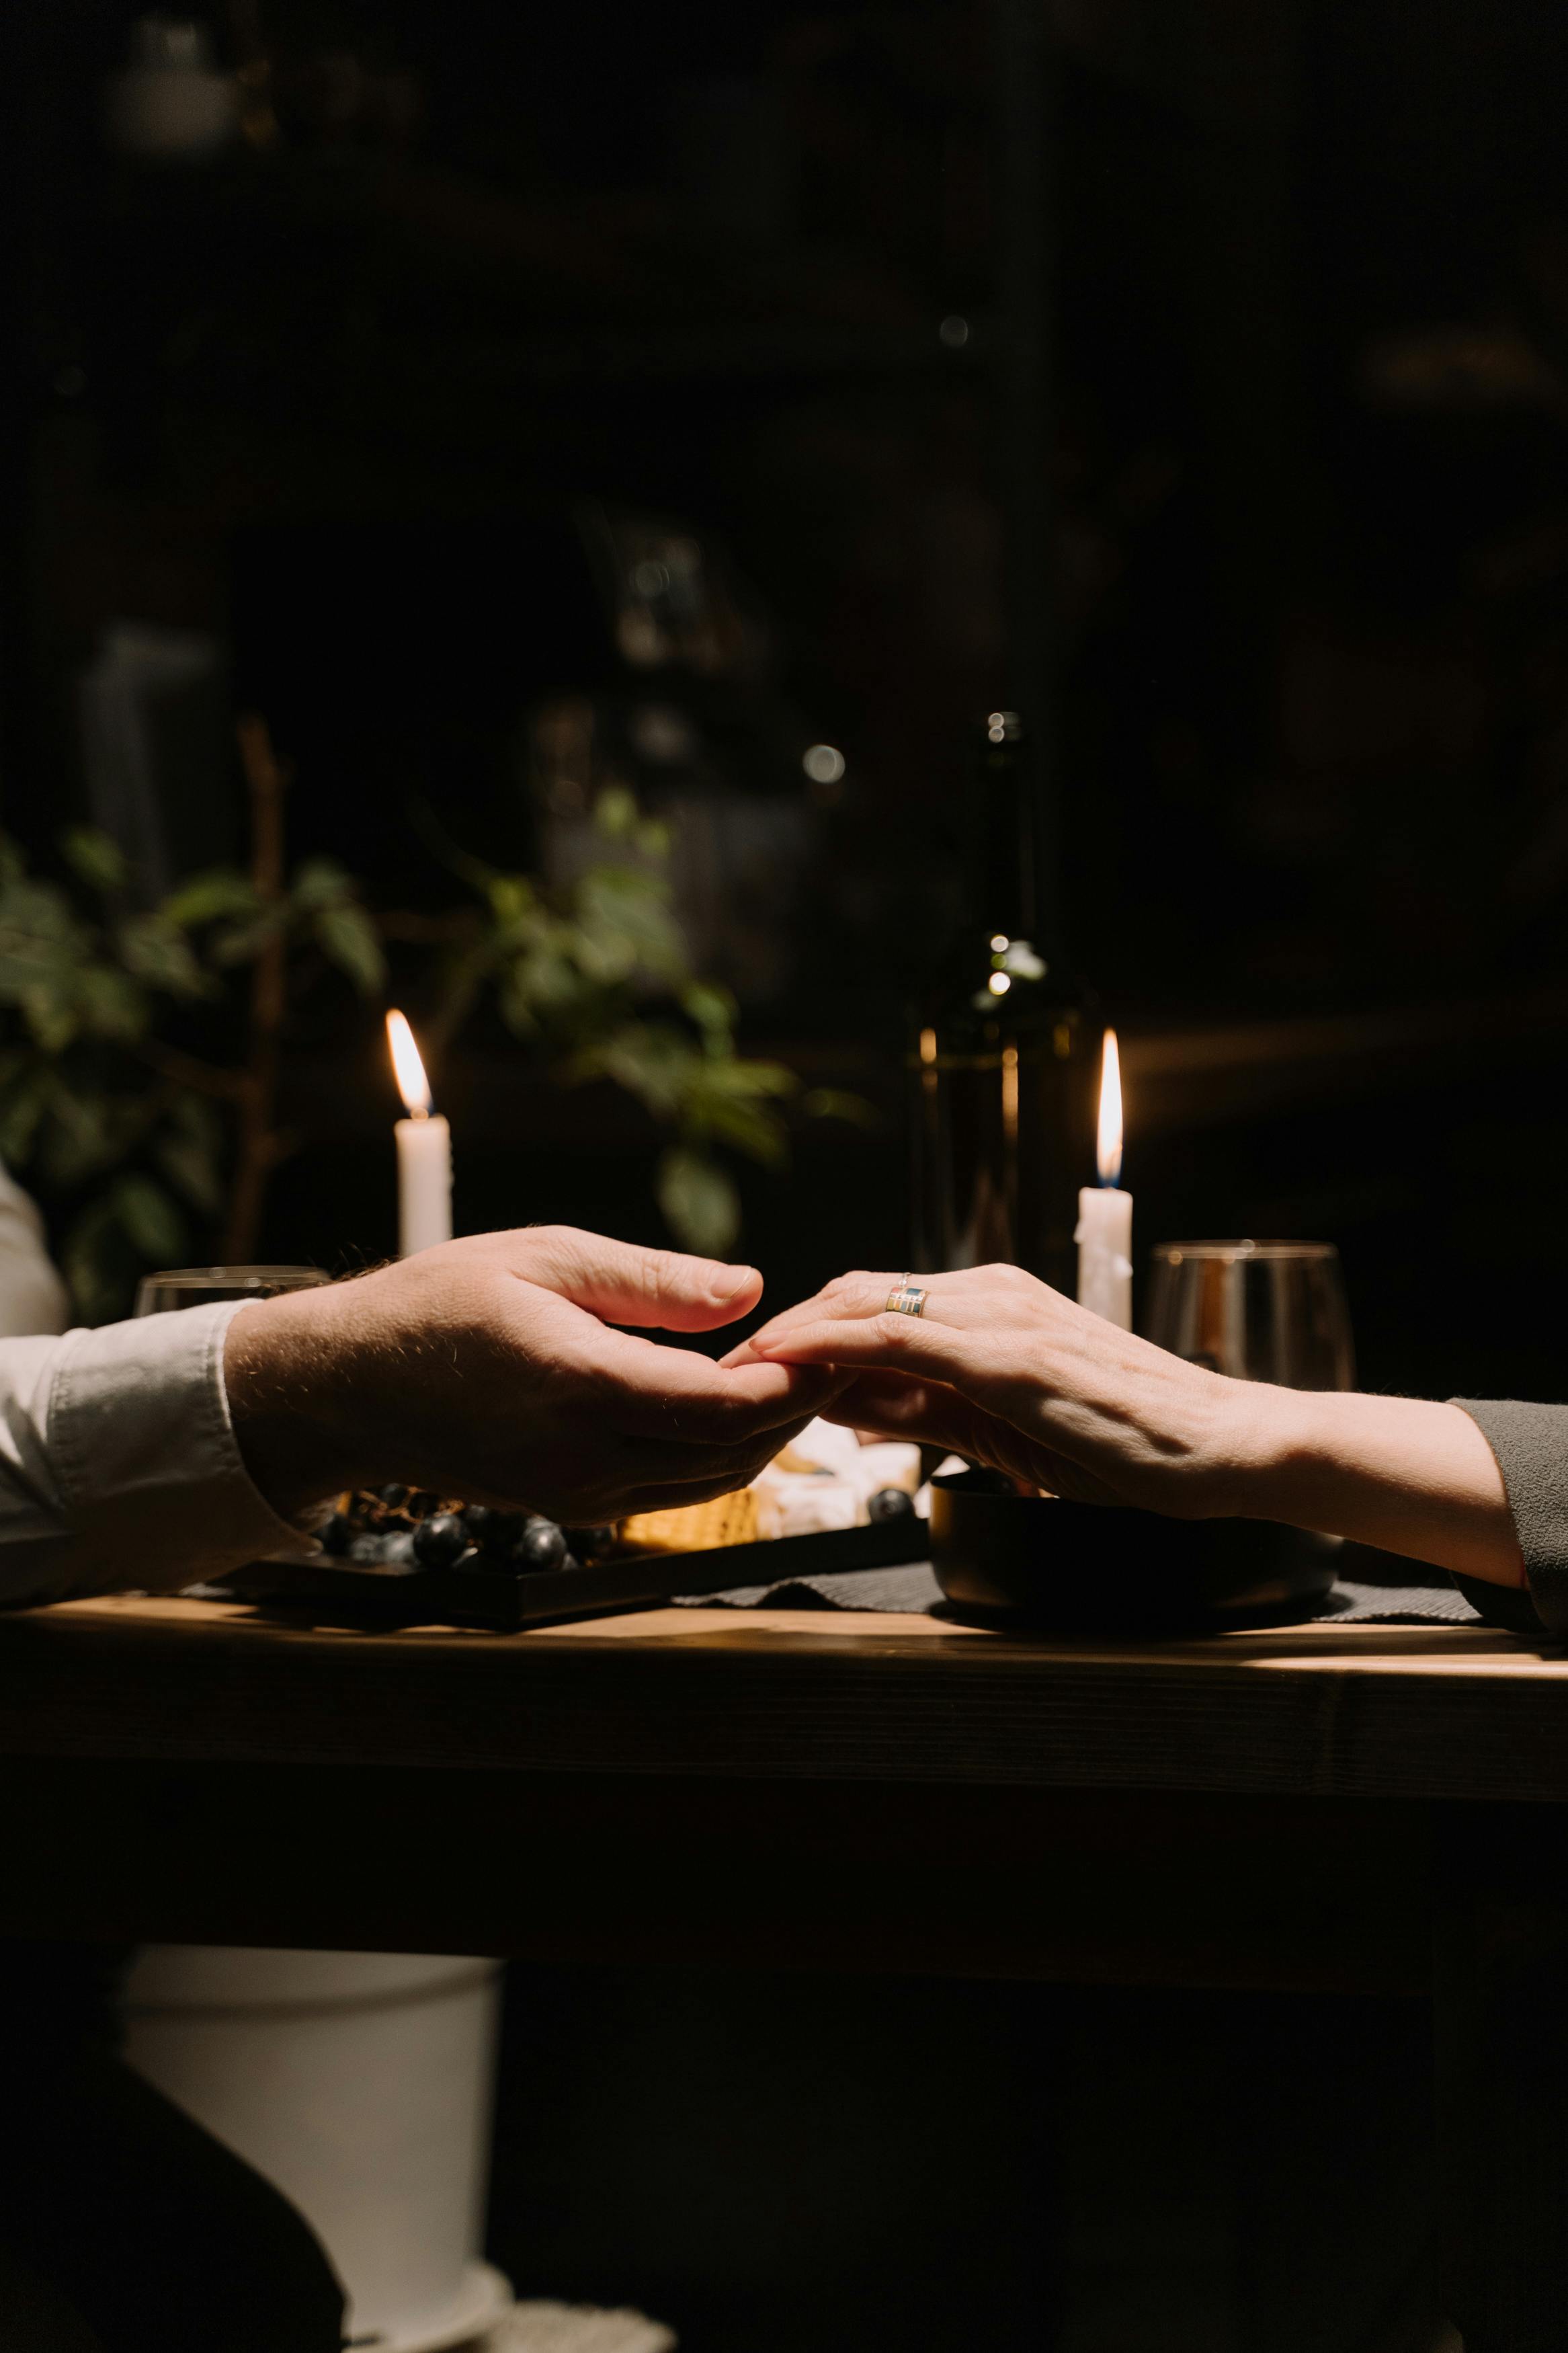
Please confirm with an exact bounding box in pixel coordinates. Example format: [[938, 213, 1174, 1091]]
[[1450, 1400, 1568, 1636]]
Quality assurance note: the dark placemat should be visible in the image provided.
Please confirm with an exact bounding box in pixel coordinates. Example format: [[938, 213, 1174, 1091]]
[[676, 1562, 1480, 1626]]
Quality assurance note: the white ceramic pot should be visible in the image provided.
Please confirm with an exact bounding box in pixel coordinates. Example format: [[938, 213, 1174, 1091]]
[[124, 1947, 512, 2352]]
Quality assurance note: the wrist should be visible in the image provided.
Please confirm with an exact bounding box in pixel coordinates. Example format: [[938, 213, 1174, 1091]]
[[223, 1287, 382, 1521], [1203, 1378, 1323, 1519]]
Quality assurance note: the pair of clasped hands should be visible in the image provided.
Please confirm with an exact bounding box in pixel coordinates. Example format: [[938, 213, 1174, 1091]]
[[224, 1223, 1521, 1586]]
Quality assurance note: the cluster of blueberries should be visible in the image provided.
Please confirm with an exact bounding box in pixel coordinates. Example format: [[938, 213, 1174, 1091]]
[[321, 1486, 617, 1578]]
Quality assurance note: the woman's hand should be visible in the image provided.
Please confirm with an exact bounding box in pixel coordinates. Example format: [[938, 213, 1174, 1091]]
[[731, 1261, 1524, 1583], [732, 1263, 1257, 1514]]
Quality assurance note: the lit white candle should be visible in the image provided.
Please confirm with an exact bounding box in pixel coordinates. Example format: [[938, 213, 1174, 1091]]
[[386, 1010, 452, 1257], [1075, 1029, 1132, 1328]]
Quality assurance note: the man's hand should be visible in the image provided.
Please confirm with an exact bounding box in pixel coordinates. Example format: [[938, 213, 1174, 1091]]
[[224, 1227, 841, 1525]]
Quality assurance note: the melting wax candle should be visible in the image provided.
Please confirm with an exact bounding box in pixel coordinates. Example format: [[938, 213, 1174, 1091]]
[[386, 1009, 452, 1257], [1075, 1028, 1132, 1328]]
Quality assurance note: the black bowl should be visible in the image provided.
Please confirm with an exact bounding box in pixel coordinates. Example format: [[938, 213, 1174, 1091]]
[[928, 1468, 1339, 1634]]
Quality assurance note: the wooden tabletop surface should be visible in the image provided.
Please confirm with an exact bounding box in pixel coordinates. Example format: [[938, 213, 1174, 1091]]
[[0, 1591, 1561, 1804]]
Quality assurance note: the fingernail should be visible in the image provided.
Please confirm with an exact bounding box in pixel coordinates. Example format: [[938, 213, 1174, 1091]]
[[712, 1265, 759, 1300]]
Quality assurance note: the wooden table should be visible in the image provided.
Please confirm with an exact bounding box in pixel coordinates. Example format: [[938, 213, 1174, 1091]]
[[3, 1593, 1564, 2338], [0, 1593, 1561, 1983]]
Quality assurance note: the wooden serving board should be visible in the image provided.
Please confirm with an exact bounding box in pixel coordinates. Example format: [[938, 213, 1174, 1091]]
[[217, 1513, 929, 1632]]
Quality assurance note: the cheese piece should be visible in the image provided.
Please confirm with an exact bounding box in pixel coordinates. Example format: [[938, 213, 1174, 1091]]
[[618, 1488, 761, 1555], [751, 1469, 860, 1540]]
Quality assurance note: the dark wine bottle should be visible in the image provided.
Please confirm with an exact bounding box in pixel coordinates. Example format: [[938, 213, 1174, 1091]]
[[910, 712, 1098, 1290]]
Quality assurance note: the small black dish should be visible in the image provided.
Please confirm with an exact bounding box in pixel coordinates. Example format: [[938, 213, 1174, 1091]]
[[929, 1467, 1338, 1634]]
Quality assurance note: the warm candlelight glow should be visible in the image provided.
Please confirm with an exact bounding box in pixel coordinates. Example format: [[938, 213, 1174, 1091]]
[[1096, 1028, 1123, 1186], [386, 1009, 433, 1119]]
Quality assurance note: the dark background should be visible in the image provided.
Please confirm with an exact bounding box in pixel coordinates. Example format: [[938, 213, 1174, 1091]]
[[7, 0, 1568, 1398], [0, 3, 1557, 2343]]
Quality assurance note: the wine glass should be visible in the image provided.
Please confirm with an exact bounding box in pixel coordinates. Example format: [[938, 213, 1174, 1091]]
[[134, 1266, 329, 1318], [1143, 1240, 1356, 1390]]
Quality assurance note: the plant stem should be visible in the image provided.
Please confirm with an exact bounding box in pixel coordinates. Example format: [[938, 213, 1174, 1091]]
[[134, 1037, 247, 1101], [222, 715, 290, 1261]]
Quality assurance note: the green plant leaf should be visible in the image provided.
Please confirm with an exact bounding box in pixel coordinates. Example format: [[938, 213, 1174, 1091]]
[[155, 1094, 226, 1216], [593, 786, 640, 840], [681, 982, 737, 1052], [75, 963, 149, 1040], [61, 826, 129, 894], [288, 856, 354, 912], [209, 907, 288, 965], [0, 1066, 54, 1166], [112, 1171, 185, 1263], [313, 902, 386, 996], [118, 914, 207, 997], [162, 869, 260, 928], [487, 875, 536, 923], [38, 1084, 120, 1187], [22, 987, 77, 1055], [576, 1023, 694, 1119], [575, 870, 686, 982], [687, 1087, 790, 1168], [657, 1146, 741, 1256], [801, 1088, 881, 1131], [61, 1198, 124, 1324]]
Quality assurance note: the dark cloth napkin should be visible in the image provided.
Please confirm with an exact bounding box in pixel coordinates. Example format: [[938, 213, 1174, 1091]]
[[677, 1561, 1481, 1626]]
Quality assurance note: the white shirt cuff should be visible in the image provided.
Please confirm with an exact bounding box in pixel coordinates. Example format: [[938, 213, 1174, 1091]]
[[43, 1300, 323, 1597]]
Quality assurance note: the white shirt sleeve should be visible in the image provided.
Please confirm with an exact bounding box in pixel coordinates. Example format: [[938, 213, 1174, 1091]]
[[0, 1300, 322, 1605], [0, 1159, 69, 1339]]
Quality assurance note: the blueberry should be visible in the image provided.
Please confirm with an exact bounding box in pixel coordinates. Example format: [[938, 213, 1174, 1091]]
[[564, 1525, 616, 1561], [517, 1519, 569, 1572], [413, 1513, 470, 1570], [378, 1484, 409, 1508], [868, 1487, 914, 1521], [406, 1490, 440, 1521], [348, 1533, 387, 1564], [380, 1529, 417, 1566], [321, 1512, 354, 1556]]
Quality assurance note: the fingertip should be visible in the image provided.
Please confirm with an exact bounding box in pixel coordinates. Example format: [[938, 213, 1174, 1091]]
[[707, 1263, 763, 1316]]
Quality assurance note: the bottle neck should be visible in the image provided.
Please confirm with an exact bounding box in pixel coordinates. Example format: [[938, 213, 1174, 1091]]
[[979, 738, 1038, 947]]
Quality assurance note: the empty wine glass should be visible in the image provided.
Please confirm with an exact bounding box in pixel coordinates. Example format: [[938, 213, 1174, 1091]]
[[134, 1266, 329, 1318], [1143, 1240, 1356, 1390]]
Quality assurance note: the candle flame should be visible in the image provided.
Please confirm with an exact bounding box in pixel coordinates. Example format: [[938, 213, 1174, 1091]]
[[1096, 1028, 1123, 1186], [386, 1009, 432, 1118]]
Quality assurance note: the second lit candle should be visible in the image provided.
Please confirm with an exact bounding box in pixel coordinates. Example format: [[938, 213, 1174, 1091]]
[[1075, 1029, 1132, 1328]]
